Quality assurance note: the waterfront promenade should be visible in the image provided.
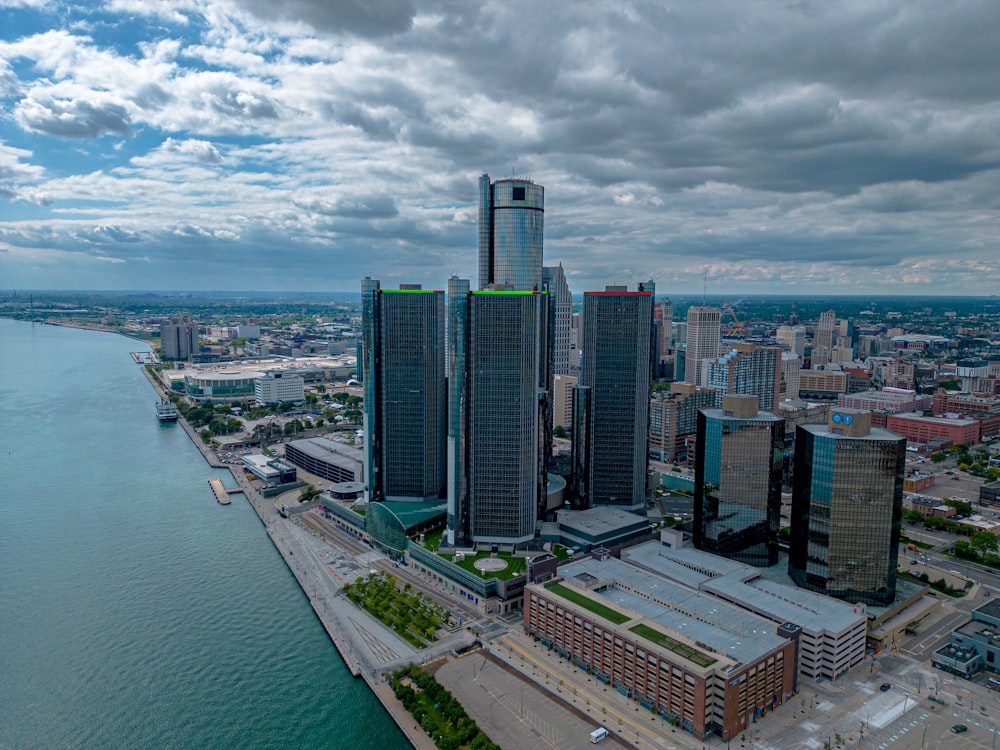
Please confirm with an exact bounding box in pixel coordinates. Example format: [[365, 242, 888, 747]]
[[142, 370, 451, 750]]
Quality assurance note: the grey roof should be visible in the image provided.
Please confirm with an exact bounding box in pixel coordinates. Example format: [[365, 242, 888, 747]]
[[622, 542, 867, 636], [287, 436, 363, 463], [556, 507, 650, 536], [558, 555, 786, 669]]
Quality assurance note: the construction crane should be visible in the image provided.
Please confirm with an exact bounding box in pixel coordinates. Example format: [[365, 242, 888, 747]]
[[722, 298, 746, 337]]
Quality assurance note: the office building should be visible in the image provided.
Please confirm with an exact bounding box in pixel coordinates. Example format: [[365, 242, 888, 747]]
[[160, 313, 199, 360], [361, 279, 447, 503], [694, 395, 784, 567], [780, 352, 801, 403], [478, 173, 544, 291], [653, 299, 674, 378], [552, 374, 577, 430], [447, 280, 548, 545], [812, 310, 836, 366], [573, 284, 654, 510], [648, 383, 717, 463], [543, 263, 572, 376], [684, 306, 721, 387], [788, 409, 906, 605], [704, 343, 781, 412], [776, 325, 806, 357], [254, 371, 305, 405]]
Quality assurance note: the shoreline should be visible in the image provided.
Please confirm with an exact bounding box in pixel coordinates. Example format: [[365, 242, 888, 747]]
[[138, 365, 437, 750]]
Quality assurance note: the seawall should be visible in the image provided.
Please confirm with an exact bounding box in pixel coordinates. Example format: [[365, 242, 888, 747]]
[[139, 366, 435, 750]]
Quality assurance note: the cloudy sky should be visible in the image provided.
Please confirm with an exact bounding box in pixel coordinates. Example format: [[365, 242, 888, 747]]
[[1, 0, 998, 295]]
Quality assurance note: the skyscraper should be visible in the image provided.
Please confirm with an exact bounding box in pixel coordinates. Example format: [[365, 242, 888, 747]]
[[160, 313, 198, 360], [788, 409, 906, 606], [812, 310, 836, 366], [543, 263, 572, 376], [694, 394, 784, 567], [685, 306, 722, 387], [777, 325, 806, 357], [478, 174, 544, 291], [361, 279, 447, 503], [447, 281, 549, 545], [572, 284, 654, 510], [705, 343, 782, 412]]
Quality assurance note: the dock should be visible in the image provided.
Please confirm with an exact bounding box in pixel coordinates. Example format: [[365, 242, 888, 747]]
[[208, 478, 233, 504]]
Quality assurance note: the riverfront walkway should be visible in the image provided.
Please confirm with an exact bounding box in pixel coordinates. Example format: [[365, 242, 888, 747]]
[[141, 369, 448, 750]]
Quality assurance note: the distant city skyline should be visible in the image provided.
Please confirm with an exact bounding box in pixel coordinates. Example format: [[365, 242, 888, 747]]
[[1, 1, 998, 294]]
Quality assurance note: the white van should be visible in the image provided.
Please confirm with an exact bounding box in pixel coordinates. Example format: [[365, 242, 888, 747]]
[[590, 727, 609, 743]]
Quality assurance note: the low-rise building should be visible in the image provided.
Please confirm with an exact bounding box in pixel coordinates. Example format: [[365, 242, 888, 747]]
[[621, 542, 867, 680], [886, 412, 981, 447], [933, 599, 1000, 678], [254, 371, 305, 405], [284, 437, 363, 484], [524, 552, 797, 742]]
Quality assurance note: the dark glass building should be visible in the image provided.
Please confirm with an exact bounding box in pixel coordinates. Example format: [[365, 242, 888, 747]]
[[361, 279, 447, 503], [478, 174, 544, 291], [693, 394, 784, 566], [447, 281, 549, 545], [788, 409, 906, 606], [572, 284, 654, 510]]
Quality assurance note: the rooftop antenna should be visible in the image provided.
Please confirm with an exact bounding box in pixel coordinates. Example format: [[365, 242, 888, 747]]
[[702, 271, 707, 306]]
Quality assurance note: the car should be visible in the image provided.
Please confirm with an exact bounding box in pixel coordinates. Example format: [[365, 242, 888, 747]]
[[880, 683, 891, 692], [951, 724, 968, 733], [952, 476, 961, 480], [910, 560, 918, 565]]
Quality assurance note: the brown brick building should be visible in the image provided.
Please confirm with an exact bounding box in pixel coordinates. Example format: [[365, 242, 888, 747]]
[[524, 554, 796, 741]]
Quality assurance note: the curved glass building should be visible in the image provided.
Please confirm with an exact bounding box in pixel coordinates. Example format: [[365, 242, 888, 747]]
[[478, 174, 544, 292]]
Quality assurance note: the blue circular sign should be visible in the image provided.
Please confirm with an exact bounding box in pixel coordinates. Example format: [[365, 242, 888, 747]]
[[832, 413, 842, 424], [843, 414, 854, 425]]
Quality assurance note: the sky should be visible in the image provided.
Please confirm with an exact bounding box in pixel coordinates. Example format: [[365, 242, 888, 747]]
[[1, 1, 998, 295]]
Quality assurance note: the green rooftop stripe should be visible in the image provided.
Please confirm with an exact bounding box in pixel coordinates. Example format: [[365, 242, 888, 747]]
[[471, 290, 546, 295], [545, 582, 630, 625], [629, 623, 718, 667]]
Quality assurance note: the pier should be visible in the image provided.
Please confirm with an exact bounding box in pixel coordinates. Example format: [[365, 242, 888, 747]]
[[208, 478, 232, 504]]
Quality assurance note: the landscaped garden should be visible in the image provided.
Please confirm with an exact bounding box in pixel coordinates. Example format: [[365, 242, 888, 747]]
[[629, 623, 718, 667], [389, 664, 500, 750], [439, 550, 528, 581], [342, 572, 448, 648]]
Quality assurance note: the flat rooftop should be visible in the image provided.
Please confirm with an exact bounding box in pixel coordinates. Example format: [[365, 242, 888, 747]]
[[622, 542, 867, 635], [556, 507, 650, 536], [555, 555, 787, 670]]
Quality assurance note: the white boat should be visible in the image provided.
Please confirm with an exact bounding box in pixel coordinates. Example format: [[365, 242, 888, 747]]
[[156, 399, 180, 422]]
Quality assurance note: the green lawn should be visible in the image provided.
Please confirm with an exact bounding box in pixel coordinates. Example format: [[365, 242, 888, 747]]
[[440, 551, 528, 581], [423, 528, 443, 552], [545, 582, 630, 625], [629, 623, 717, 667]]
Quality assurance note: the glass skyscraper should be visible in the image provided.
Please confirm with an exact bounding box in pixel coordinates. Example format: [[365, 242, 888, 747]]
[[478, 173, 544, 291], [573, 285, 654, 510], [447, 282, 548, 545], [361, 279, 447, 503], [694, 394, 784, 567], [788, 409, 906, 606]]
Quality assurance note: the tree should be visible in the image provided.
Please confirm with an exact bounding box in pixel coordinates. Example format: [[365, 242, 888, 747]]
[[929, 452, 947, 463], [970, 531, 998, 559], [944, 499, 973, 516], [553, 425, 567, 439], [305, 392, 319, 405], [901, 509, 923, 524]]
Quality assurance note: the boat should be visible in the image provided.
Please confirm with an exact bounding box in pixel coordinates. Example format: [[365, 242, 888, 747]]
[[156, 398, 180, 422]]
